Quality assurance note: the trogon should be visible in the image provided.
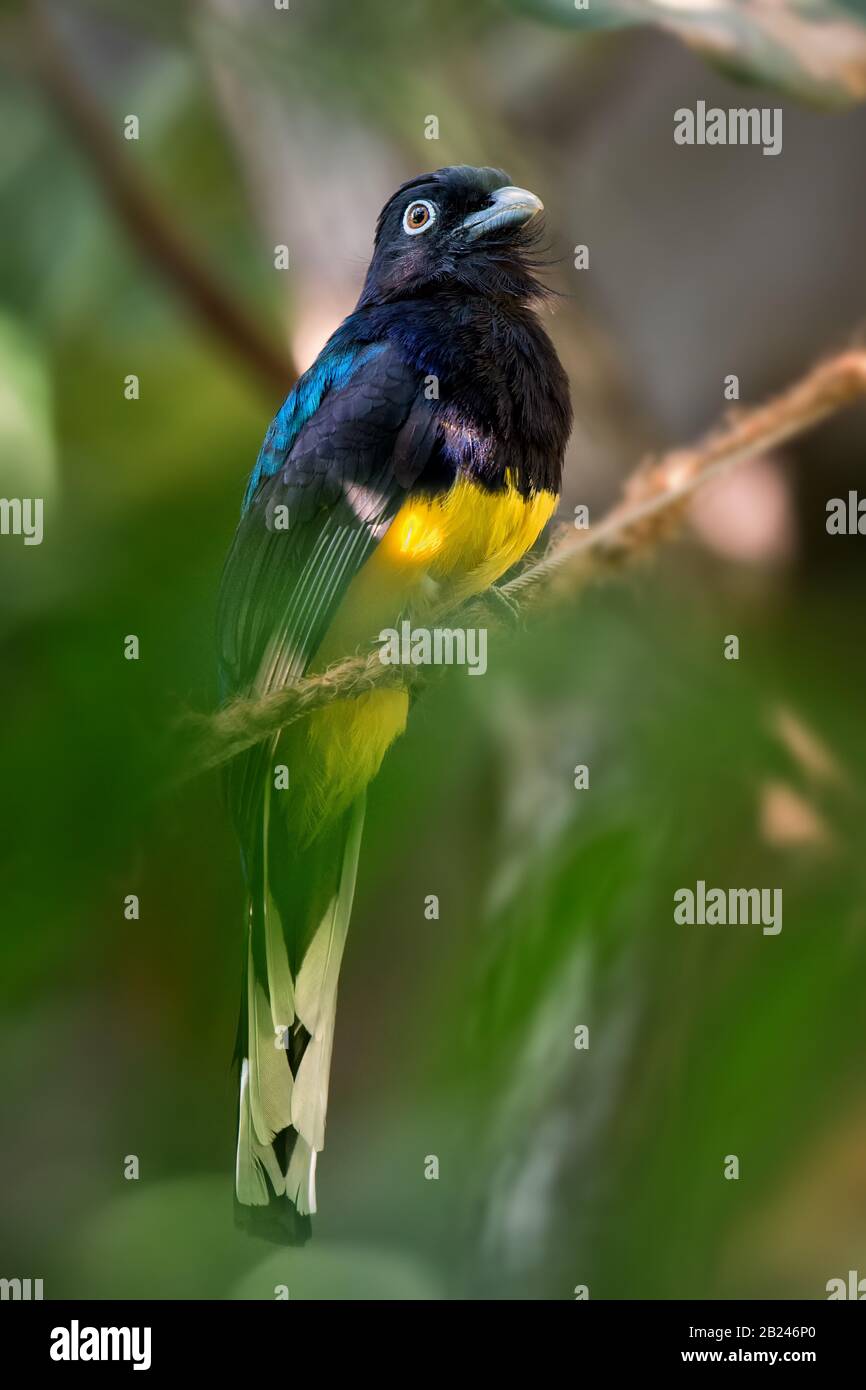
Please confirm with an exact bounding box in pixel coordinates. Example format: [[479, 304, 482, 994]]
[[217, 165, 572, 1242]]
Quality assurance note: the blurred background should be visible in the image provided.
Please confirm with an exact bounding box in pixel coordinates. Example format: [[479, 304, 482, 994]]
[[1, 0, 866, 1300]]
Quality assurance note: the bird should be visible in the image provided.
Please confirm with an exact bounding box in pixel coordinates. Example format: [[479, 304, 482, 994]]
[[217, 165, 572, 1243]]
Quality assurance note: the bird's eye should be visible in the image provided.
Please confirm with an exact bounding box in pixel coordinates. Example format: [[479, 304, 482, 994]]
[[403, 199, 437, 236]]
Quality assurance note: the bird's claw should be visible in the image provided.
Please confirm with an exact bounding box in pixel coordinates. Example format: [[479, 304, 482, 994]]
[[487, 584, 524, 630]]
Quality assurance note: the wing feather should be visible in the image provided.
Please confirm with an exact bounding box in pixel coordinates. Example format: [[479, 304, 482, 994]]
[[223, 343, 438, 1187]]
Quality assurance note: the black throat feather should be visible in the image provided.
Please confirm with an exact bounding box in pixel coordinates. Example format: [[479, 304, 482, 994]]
[[353, 221, 572, 499]]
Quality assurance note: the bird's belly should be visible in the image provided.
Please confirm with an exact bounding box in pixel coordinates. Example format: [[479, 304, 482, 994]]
[[292, 687, 409, 842], [290, 478, 557, 839], [374, 477, 559, 600]]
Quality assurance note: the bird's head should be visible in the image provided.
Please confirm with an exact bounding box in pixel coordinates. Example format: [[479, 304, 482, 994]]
[[358, 165, 548, 308]]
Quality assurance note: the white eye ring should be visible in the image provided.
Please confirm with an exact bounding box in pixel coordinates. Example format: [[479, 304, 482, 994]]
[[403, 199, 437, 236]]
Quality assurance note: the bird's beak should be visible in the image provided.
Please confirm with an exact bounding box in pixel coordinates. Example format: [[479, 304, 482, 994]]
[[460, 185, 544, 240]]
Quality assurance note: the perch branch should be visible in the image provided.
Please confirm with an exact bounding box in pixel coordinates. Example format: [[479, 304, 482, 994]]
[[26, 0, 296, 396], [183, 348, 866, 779]]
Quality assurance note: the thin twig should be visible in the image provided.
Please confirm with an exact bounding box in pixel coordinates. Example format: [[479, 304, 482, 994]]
[[26, 0, 296, 396], [181, 348, 866, 779]]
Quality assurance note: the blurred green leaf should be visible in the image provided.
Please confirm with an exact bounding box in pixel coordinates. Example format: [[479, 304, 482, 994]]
[[0, 314, 56, 498]]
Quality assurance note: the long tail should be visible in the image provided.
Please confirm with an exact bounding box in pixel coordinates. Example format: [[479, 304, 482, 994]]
[[234, 788, 366, 1244]]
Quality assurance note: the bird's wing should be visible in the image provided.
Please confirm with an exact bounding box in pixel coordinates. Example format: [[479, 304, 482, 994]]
[[217, 340, 437, 840]]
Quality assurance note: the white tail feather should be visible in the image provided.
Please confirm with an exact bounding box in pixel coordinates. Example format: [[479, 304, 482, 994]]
[[292, 796, 365, 1151], [285, 1135, 318, 1215], [236, 1059, 286, 1204], [262, 780, 295, 1030], [247, 940, 293, 1145], [294, 796, 365, 1034], [236, 794, 366, 1216]]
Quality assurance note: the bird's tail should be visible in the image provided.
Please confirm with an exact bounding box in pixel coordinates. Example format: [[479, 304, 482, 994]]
[[234, 786, 366, 1244]]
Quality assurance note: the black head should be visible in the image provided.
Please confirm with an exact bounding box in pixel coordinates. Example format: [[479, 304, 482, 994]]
[[357, 165, 548, 308]]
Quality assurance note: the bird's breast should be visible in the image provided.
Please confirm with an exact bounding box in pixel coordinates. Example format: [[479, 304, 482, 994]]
[[375, 475, 558, 601], [318, 475, 558, 658], [293, 474, 557, 840]]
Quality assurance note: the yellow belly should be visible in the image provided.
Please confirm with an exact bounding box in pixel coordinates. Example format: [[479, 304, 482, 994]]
[[375, 476, 558, 599], [290, 479, 557, 840]]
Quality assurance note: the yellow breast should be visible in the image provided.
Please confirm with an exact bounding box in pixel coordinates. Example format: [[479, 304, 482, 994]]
[[375, 476, 558, 601], [291, 477, 558, 841]]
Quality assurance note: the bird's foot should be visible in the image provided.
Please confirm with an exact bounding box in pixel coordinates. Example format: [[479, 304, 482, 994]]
[[486, 584, 524, 631]]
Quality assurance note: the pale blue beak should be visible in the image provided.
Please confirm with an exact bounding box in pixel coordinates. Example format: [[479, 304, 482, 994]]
[[461, 185, 544, 240]]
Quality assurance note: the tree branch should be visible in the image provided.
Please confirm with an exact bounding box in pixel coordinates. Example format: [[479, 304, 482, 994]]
[[26, 0, 296, 396], [182, 350, 866, 780]]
